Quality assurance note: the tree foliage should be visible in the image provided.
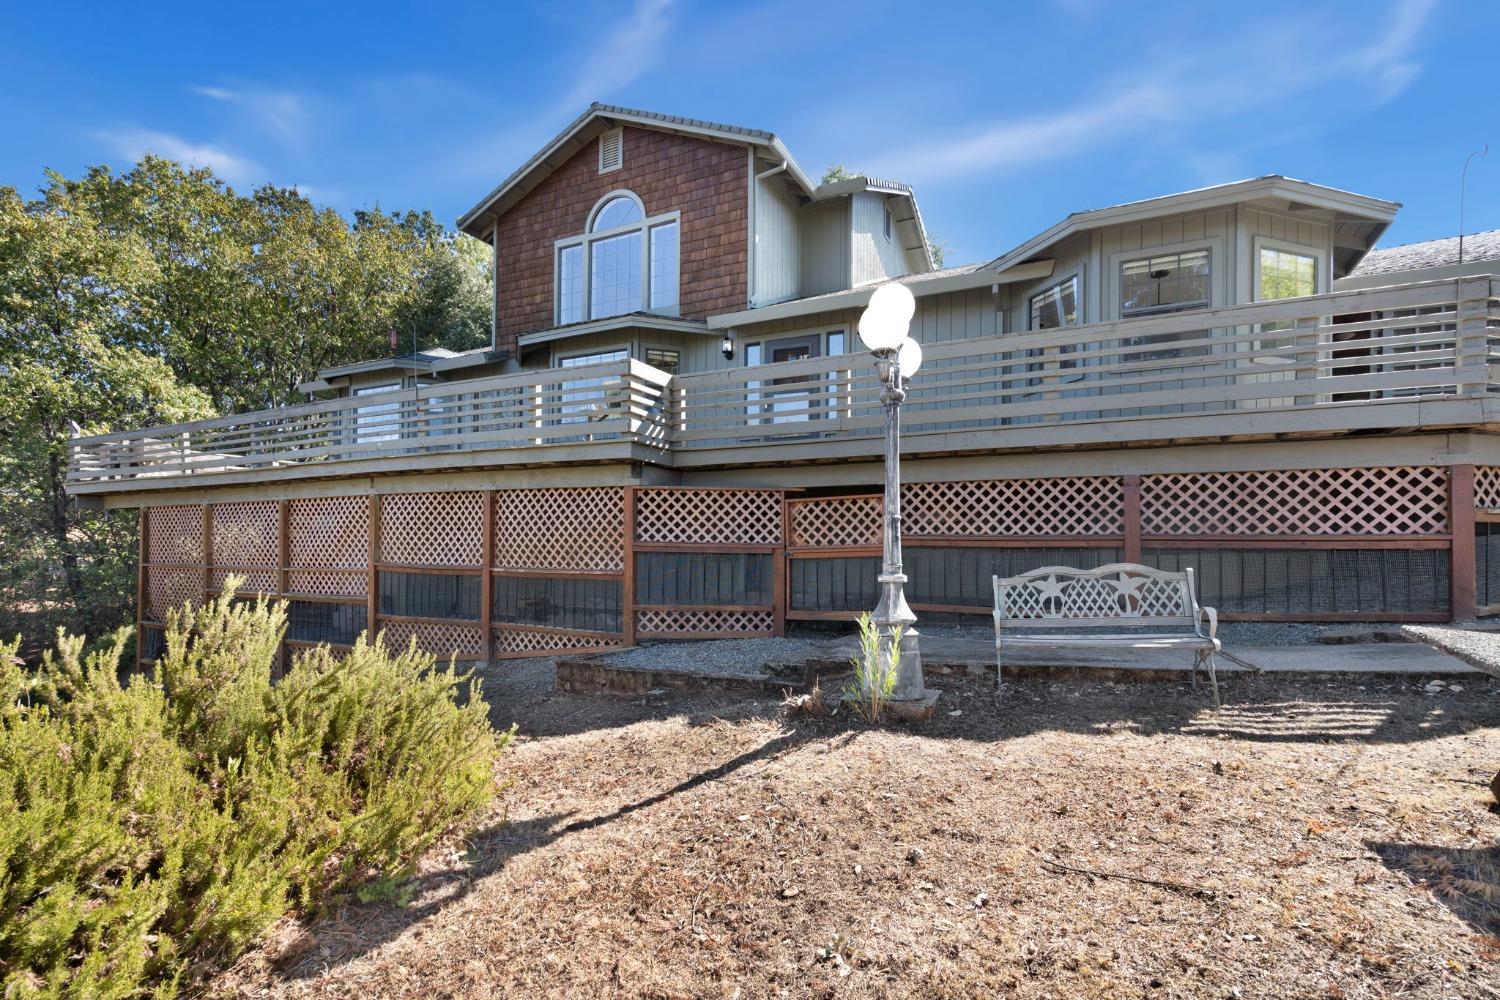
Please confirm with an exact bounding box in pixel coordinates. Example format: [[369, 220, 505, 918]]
[[0, 160, 493, 653]]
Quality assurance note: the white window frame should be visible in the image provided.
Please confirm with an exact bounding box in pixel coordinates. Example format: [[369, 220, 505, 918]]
[[1117, 245, 1214, 318], [1106, 236, 1226, 322], [553, 346, 630, 424], [1026, 270, 1085, 383], [554, 190, 680, 325], [641, 345, 681, 375], [1251, 236, 1327, 301]]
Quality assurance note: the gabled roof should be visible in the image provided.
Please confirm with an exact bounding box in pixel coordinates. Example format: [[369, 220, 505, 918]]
[[984, 175, 1400, 277], [1350, 228, 1500, 277], [812, 175, 934, 272], [456, 103, 818, 237]]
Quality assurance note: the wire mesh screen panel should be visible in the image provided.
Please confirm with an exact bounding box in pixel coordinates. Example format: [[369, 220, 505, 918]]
[[907, 546, 1124, 611], [635, 551, 774, 606], [138, 625, 166, 664], [788, 496, 882, 549], [1141, 467, 1448, 535], [903, 477, 1124, 537], [287, 601, 368, 646], [492, 574, 623, 632], [493, 625, 623, 655], [634, 488, 783, 545], [790, 556, 881, 613], [377, 618, 486, 660], [145, 566, 202, 621], [147, 505, 204, 564], [1477, 467, 1500, 511], [494, 487, 624, 571], [1145, 548, 1449, 615], [1477, 523, 1500, 609], [287, 497, 367, 597], [636, 609, 776, 636], [378, 571, 481, 620], [380, 491, 484, 566], [211, 501, 278, 568]]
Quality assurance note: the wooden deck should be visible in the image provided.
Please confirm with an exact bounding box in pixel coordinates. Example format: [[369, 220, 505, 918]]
[[68, 275, 1500, 495]]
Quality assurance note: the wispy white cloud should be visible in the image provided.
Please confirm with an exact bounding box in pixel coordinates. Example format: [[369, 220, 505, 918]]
[[92, 127, 265, 185], [191, 83, 314, 147], [875, 0, 1437, 182], [555, 0, 677, 110], [448, 0, 682, 181]]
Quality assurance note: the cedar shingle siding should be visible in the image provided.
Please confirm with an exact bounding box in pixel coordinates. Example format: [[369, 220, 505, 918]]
[[495, 127, 748, 351]]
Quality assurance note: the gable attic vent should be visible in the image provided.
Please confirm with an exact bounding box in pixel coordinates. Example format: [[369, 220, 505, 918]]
[[599, 127, 623, 173]]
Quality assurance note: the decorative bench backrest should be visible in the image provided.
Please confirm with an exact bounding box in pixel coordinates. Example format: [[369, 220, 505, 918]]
[[992, 563, 1199, 629]]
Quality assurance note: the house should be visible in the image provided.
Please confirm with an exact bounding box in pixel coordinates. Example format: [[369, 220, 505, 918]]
[[66, 104, 1500, 666]]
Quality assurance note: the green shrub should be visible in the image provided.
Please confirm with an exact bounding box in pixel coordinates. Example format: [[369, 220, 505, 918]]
[[0, 582, 509, 997]]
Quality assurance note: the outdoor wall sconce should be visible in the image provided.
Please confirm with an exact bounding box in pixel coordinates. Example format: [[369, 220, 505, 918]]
[[720, 336, 735, 360]]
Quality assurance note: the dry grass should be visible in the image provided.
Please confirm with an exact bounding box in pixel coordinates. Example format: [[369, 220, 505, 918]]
[[214, 672, 1500, 999]]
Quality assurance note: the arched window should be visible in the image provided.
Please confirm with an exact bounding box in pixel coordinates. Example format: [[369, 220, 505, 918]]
[[555, 190, 679, 325], [591, 195, 642, 232]]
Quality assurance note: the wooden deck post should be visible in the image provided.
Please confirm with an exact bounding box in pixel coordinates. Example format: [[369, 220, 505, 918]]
[[1122, 475, 1143, 564], [481, 490, 495, 662], [1450, 464, 1476, 621], [773, 491, 789, 637], [622, 487, 637, 647], [136, 507, 148, 673], [201, 504, 214, 603], [368, 494, 382, 646]]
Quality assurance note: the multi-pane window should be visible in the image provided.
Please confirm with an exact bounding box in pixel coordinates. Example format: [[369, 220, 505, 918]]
[[645, 348, 680, 373], [353, 383, 400, 444], [649, 221, 679, 311], [1258, 247, 1317, 300], [1120, 249, 1211, 316], [1029, 275, 1080, 329], [555, 190, 680, 325], [590, 230, 642, 316], [557, 245, 584, 324]]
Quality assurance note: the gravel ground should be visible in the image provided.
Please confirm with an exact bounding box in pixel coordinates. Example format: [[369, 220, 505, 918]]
[[1404, 624, 1500, 678]]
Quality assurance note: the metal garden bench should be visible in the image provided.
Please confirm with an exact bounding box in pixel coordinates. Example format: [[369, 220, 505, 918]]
[[991, 563, 1223, 708]]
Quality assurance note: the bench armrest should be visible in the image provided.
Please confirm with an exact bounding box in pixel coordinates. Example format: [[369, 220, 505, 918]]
[[1196, 604, 1218, 640]]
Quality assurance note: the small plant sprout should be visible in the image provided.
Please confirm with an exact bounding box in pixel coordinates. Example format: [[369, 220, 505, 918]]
[[846, 612, 901, 721]]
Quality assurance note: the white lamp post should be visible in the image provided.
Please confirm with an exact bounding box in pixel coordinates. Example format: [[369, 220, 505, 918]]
[[856, 282, 934, 709]]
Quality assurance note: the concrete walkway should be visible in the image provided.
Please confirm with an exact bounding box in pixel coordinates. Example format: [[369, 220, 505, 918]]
[[767, 634, 1482, 681]]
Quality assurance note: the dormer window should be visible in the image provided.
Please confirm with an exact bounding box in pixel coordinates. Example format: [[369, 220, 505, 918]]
[[555, 190, 679, 325]]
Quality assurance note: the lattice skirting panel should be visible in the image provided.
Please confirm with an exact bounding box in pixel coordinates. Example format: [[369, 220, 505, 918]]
[[492, 625, 624, 657], [208, 568, 278, 595], [904, 477, 1125, 537], [147, 505, 204, 565], [381, 492, 484, 566], [288, 496, 368, 570], [788, 495, 882, 549], [1141, 467, 1448, 535], [376, 618, 487, 660], [145, 566, 202, 621], [212, 501, 279, 568], [1477, 467, 1500, 511], [636, 609, 776, 636], [635, 488, 783, 545], [284, 568, 367, 598], [495, 487, 624, 572]]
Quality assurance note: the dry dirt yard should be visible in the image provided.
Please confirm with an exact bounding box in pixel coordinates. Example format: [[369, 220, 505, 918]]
[[218, 668, 1500, 999]]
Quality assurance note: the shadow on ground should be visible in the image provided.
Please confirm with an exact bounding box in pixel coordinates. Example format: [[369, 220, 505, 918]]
[[1368, 840, 1500, 936], [252, 666, 1499, 986]]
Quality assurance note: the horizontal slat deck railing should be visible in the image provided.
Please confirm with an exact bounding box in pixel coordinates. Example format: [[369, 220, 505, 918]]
[[667, 276, 1500, 450], [71, 277, 1500, 488], [70, 359, 673, 485]]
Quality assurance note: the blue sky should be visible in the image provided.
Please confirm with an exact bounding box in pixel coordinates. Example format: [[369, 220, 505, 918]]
[[2, 0, 1495, 266]]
